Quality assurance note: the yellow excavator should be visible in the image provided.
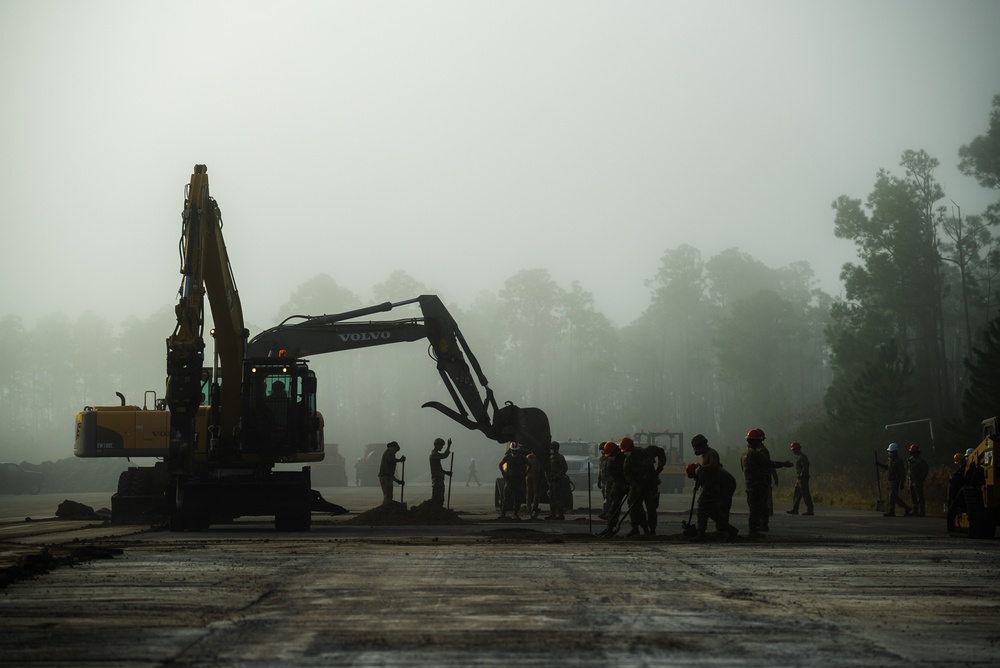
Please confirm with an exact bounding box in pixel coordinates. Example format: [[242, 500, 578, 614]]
[[947, 417, 998, 538], [74, 165, 551, 530]]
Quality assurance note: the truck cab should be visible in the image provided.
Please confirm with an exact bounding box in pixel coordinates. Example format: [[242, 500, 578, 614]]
[[559, 440, 598, 489]]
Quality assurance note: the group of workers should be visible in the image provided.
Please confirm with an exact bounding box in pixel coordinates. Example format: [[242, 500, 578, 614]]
[[496, 440, 570, 520], [594, 429, 814, 540], [375, 438, 573, 519], [877, 441, 929, 517], [376, 437, 454, 507], [372, 429, 825, 540]]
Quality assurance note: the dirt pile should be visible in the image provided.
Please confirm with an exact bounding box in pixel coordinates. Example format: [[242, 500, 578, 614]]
[[55, 500, 111, 521], [345, 499, 465, 525], [0, 544, 122, 589]]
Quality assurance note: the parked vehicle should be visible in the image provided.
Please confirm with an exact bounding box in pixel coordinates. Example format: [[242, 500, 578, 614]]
[[559, 440, 598, 489], [0, 463, 44, 495], [633, 431, 686, 493]]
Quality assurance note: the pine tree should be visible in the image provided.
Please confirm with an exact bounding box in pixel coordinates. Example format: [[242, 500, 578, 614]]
[[962, 315, 1000, 428]]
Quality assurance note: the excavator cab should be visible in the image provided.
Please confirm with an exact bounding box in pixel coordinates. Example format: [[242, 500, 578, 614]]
[[239, 359, 323, 459]]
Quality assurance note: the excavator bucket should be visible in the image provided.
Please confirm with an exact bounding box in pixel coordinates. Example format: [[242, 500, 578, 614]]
[[493, 403, 552, 460]]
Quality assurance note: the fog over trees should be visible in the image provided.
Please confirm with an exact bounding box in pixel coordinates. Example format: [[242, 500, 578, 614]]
[[2, 95, 999, 479]]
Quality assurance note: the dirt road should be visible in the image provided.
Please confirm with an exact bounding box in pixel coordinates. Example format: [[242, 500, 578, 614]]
[[0, 485, 997, 666]]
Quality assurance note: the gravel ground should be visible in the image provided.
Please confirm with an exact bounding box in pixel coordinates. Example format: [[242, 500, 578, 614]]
[[0, 485, 997, 666]]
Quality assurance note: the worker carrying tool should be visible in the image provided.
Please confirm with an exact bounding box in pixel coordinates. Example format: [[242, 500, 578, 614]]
[[378, 441, 405, 506], [687, 434, 739, 542], [429, 437, 452, 507]]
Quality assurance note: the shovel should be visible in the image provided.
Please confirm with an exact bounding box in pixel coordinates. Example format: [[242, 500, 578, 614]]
[[446, 450, 455, 509], [682, 483, 700, 538], [598, 492, 633, 538], [611, 492, 644, 537], [399, 457, 406, 506]]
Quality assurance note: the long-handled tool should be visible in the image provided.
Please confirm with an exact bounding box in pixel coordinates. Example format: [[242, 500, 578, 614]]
[[609, 492, 644, 537], [682, 483, 700, 537], [874, 450, 886, 512], [587, 461, 593, 535], [446, 449, 455, 509], [597, 492, 629, 538], [399, 457, 406, 506]]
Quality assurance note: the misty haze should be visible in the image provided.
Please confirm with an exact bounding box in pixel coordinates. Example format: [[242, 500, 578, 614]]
[[4, 4, 1000, 666]]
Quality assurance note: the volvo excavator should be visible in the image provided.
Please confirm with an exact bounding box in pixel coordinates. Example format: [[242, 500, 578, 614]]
[[74, 165, 551, 530]]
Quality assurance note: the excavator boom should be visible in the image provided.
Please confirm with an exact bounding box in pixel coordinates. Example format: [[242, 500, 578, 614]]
[[165, 165, 247, 475], [247, 295, 552, 456]]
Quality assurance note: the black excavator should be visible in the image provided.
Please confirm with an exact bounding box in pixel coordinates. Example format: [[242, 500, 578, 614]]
[[74, 165, 551, 530]]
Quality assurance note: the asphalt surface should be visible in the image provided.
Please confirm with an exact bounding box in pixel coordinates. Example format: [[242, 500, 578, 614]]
[[0, 485, 997, 667]]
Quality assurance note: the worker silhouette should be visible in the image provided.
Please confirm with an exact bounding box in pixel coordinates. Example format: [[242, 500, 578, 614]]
[[269, 380, 288, 400]]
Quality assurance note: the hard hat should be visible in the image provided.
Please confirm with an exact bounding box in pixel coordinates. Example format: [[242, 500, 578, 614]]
[[908, 444, 920, 454], [602, 442, 618, 456], [887, 443, 899, 452], [790, 442, 801, 450], [619, 436, 634, 452], [691, 434, 708, 448], [510, 443, 520, 451], [746, 428, 766, 441], [953, 453, 965, 465], [965, 448, 974, 456]]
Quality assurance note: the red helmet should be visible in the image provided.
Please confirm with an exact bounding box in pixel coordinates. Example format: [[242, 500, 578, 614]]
[[908, 444, 920, 454], [602, 442, 618, 456], [619, 437, 634, 452], [746, 428, 766, 441], [790, 442, 801, 451]]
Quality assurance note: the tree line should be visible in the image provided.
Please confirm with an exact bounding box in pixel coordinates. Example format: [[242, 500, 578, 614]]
[[0, 253, 830, 467]]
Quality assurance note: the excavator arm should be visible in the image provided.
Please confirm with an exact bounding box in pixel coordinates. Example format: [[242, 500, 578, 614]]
[[246, 295, 552, 456], [165, 165, 247, 475]]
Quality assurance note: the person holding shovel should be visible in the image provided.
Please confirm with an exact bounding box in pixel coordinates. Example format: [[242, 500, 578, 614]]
[[428, 437, 452, 507], [687, 434, 740, 542], [598, 441, 628, 537], [378, 441, 405, 506], [621, 436, 665, 536], [545, 441, 570, 521], [877, 443, 912, 517], [498, 443, 528, 520]]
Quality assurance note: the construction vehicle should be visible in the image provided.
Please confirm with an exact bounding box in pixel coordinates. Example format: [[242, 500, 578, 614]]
[[74, 165, 551, 530], [0, 463, 45, 495], [559, 440, 598, 490], [947, 417, 998, 538], [355, 443, 390, 486], [633, 430, 686, 493]]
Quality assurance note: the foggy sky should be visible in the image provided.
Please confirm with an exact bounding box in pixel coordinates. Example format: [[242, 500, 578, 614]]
[[1, 1, 998, 331]]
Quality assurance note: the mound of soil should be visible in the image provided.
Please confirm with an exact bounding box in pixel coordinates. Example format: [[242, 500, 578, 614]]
[[55, 500, 111, 521], [345, 499, 465, 525], [0, 544, 122, 589]]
